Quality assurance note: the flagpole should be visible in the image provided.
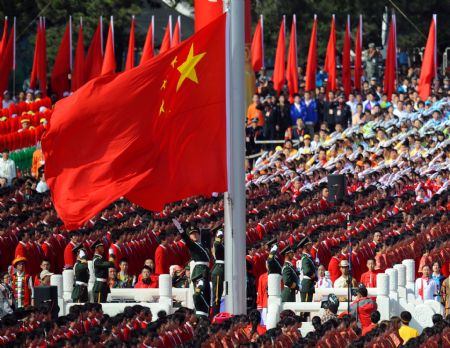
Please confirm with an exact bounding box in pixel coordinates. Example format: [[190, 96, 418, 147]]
[[224, 0, 246, 315]]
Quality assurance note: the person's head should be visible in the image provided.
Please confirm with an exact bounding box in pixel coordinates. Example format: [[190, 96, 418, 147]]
[[15, 261, 26, 272], [322, 187, 329, 200], [40, 270, 53, 286], [0, 272, 11, 285], [119, 259, 129, 273], [2, 149, 9, 161], [318, 264, 326, 277], [371, 311, 381, 325], [144, 259, 154, 271], [367, 258, 375, 272], [400, 311, 412, 326], [373, 232, 382, 244], [356, 284, 368, 298], [188, 227, 200, 242], [252, 94, 260, 105], [304, 91, 311, 100], [421, 265, 431, 277], [40, 259, 50, 271], [293, 94, 300, 104], [141, 266, 151, 280], [340, 260, 349, 276], [108, 267, 117, 280]]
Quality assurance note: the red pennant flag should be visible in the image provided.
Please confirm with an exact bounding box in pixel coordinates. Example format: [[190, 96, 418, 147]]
[[305, 15, 317, 92], [286, 15, 298, 101], [39, 18, 48, 96], [418, 15, 437, 101], [383, 15, 397, 100], [0, 17, 8, 61], [171, 16, 181, 48], [124, 16, 135, 71], [194, 0, 223, 32], [72, 18, 85, 91], [85, 18, 103, 82], [272, 16, 286, 94], [101, 17, 116, 76], [251, 15, 264, 72], [354, 15, 363, 92], [51, 18, 72, 98], [324, 15, 336, 93], [342, 16, 352, 97], [30, 19, 42, 90], [160, 17, 172, 54], [141, 16, 154, 65], [0, 18, 14, 93], [42, 14, 228, 229]]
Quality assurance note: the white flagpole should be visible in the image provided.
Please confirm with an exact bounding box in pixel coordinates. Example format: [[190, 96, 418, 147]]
[[151, 16, 154, 51], [223, 0, 246, 315], [169, 15, 172, 47], [110, 16, 114, 53]]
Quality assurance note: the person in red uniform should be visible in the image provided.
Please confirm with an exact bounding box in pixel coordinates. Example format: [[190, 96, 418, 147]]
[[64, 231, 80, 269], [41, 233, 56, 272], [14, 231, 30, 261], [109, 231, 124, 270], [154, 232, 171, 275], [360, 258, 378, 288], [134, 266, 158, 288], [328, 247, 342, 285], [257, 265, 269, 324], [350, 284, 377, 331]]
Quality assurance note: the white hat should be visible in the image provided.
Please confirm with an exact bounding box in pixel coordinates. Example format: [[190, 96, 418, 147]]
[[40, 270, 54, 280]]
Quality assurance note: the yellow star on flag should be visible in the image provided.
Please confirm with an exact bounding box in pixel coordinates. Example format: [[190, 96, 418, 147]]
[[176, 44, 206, 92], [159, 100, 165, 115]]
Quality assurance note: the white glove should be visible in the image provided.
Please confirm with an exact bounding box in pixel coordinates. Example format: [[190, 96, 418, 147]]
[[270, 244, 278, 253], [172, 218, 184, 234], [79, 250, 86, 258]]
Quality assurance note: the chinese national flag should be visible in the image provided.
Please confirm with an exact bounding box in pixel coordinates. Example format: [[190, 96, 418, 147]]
[[419, 15, 437, 101], [272, 17, 286, 94], [194, 0, 223, 32], [42, 14, 228, 229], [305, 16, 317, 91], [383, 15, 397, 100], [140, 17, 154, 65], [324, 15, 336, 93], [51, 20, 71, 98]]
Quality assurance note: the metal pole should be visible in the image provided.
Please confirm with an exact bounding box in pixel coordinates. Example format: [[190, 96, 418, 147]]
[[224, 0, 246, 315]]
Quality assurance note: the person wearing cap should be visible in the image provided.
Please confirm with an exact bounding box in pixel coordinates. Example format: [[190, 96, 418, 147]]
[[299, 237, 316, 303], [92, 240, 115, 303], [280, 245, 299, 302], [398, 311, 419, 343], [64, 231, 81, 270], [211, 229, 224, 316], [192, 272, 210, 319], [0, 149, 16, 187], [350, 284, 377, 330], [246, 116, 263, 156], [71, 244, 90, 303], [267, 240, 282, 275], [319, 294, 339, 323], [334, 260, 358, 301], [39, 270, 54, 287], [11, 257, 33, 308]]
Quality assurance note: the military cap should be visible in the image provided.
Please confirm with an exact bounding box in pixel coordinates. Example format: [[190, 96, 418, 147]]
[[297, 236, 312, 249], [72, 243, 86, 254], [280, 245, 295, 255], [90, 239, 104, 250]]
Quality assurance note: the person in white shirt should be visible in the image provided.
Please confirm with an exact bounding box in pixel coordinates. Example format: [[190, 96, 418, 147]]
[[0, 149, 16, 186], [315, 265, 332, 303], [36, 173, 49, 193], [415, 265, 438, 301]]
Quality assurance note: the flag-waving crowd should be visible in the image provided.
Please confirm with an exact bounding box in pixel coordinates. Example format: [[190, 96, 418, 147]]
[[0, 9, 449, 348]]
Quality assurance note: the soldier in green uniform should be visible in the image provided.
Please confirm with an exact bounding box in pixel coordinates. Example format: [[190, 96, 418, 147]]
[[192, 273, 210, 319], [299, 237, 316, 303], [91, 240, 115, 303], [280, 245, 299, 302], [266, 239, 282, 275], [71, 244, 90, 303], [173, 219, 211, 312], [211, 229, 224, 316]]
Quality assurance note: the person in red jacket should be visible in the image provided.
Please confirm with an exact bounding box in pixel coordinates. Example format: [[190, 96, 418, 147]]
[[135, 266, 158, 288], [360, 258, 378, 288], [350, 284, 377, 331], [256, 270, 268, 324], [63, 231, 80, 269], [154, 232, 171, 275], [328, 247, 342, 285]]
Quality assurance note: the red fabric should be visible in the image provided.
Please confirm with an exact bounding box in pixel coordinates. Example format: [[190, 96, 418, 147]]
[[63, 242, 76, 269], [39, 19, 47, 96], [354, 16, 363, 91], [160, 18, 172, 54], [194, 0, 223, 32], [257, 272, 268, 309], [286, 15, 298, 102], [251, 16, 264, 72], [351, 297, 377, 329], [324, 16, 336, 93], [43, 14, 228, 229], [85, 19, 103, 82], [418, 16, 437, 100], [51, 21, 71, 98], [171, 17, 181, 48], [383, 15, 397, 100], [0, 19, 13, 94], [342, 16, 352, 96], [101, 19, 116, 76], [305, 16, 317, 92], [360, 271, 377, 288], [0, 18, 8, 60], [30, 20, 42, 90], [328, 256, 341, 285], [124, 17, 135, 71], [135, 276, 158, 288], [272, 17, 286, 94], [72, 21, 85, 91], [140, 18, 154, 65], [155, 245, 170, 274], [12, 273, 31, 307]]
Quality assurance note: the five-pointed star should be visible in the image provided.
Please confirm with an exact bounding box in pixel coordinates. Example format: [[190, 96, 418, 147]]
[[176, 44, 206, 91], [161, 79, 168, 90], [171, 56, 178, 68], [159, 100, 165, 115]]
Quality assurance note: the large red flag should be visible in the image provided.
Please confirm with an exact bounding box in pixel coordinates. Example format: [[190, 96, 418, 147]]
[[0, 17, 8, 62], [85, 18, 103, 82], [51, 18, 72, 98], [39, 18, 48, 96], [324, 15, 336, 93], [286, 15, 298, 101], [194, 0, 223, 32], [42, 14, 228, 229], [272, 16, 286, 94], [305, 15, 317, 92], [342, 16, 352, 96], [251, 15, 264, 72], [72, 18, 85, 91], [0, 19, 14, 93], [101, 17, 116, 76], [383, 15, 397, 100], [160, 17, 172, 54], [171, 16, 181, 48], [419, 15, 437, 101], [124, 16, 135, 71], [30, 19, 41, 90], [141, 16, 154, 65], [354, 15, 363, 92]]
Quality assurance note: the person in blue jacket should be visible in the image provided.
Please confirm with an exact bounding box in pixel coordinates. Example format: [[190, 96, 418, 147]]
[[300, 91, 318, 133]]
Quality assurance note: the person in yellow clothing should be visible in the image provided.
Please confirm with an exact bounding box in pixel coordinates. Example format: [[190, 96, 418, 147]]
[[398, 311, 419, 344], [31, 143, 45, 178]]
